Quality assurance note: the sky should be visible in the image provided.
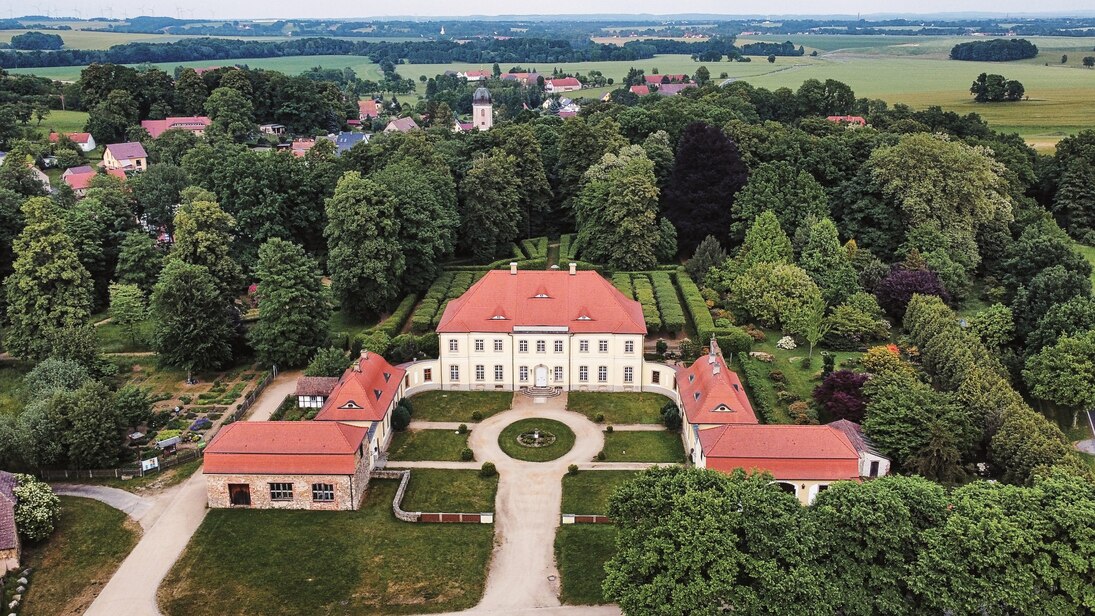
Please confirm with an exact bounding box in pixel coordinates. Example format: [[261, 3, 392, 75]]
[[17, 1, 1095, 20]]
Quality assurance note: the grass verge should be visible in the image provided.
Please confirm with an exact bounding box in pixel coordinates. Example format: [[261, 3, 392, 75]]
[[63, 459, 203, 494], [18, 496, 140, 616], [554, 525, 617, 605], [408, 390, 512, 422], [498, 418, 576, 462], [388, 429, 470, 461], [561, 470, 638, 514], [400, 469, 497, 512], [158, 479, 493, 615], [567, 392, 667, 424], [601, 430, 684, 462]]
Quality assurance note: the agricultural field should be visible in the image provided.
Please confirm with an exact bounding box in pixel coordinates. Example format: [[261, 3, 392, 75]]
[[10, 54, 387, 82], [0, 29, 290, 50], [34, 109, 90, 135]]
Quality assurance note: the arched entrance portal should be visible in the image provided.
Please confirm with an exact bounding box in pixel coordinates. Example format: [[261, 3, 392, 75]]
[[534, 365, 549, 387]]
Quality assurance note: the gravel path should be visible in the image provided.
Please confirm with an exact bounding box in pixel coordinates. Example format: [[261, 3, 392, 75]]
[[51, 484, 156, 529], [408, 420, 478, 430]]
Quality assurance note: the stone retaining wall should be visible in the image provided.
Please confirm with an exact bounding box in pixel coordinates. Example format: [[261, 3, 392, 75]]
[[371, 469, 493, 524]]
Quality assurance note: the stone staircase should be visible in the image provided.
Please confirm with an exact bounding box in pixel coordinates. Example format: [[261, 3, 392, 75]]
[[520, 386, 562, 398]]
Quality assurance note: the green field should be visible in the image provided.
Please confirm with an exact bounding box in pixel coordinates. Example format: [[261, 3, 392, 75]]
[[554, 525, 617, 605], [600, 430, 684, 462], [36, 109, 90, 135], [388, 429, 471, 461], [11, 54, 386, 82], [0, 29, 291, 50]]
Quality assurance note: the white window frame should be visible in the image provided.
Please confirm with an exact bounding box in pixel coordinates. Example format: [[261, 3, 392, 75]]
[[624, 366, 634, 383], [599, 340, 608, 353], [494, 365, 504, 381], [448, 339, 459, 352], [520, 366, 529, 382], [554, 366, 564, 382], [475, 364, 485, 381], [536, 340, 546, 353], [519, 340, 529, 353], [474, 339, 484, 352], [625, 340, 634, 353], [579, 340, 589, 353], [579, 366, 588, 382], [450, 365, 460, 381], [493, 339, 503, 352], [598, 366, 608, 382], [554, 340, 564, 353]]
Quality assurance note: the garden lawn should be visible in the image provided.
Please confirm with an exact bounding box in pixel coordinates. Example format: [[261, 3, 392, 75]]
[[95, 319, 155, 354], [18, 496, 140, 616], [554, 525, 617, 605], [388, 429, 470, 461], [567, 392, 666, 424], [400, 469, 498, 512], [327, 308, 377, 341], [498, 418, 576, 462], [158, 480, 493, 615], [561, 470, 638, 514], [408, 390, 512, 422], [601, 430, 684, 463]]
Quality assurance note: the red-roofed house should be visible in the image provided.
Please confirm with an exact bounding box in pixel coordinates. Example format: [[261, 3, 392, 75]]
[[544, 77, 582, 93], [294, 376, 340, 409], [384, 117, 420, 133], [676, 341, 759, 459], [62, 166, 127, 197], [314, 351, 406, 428], [204, 421, 372, 510], [0, 471, 19, 574], [102, 142, 148, 172], [358, 98, 380, 120], [140, 116, 211, 138], [628, 85, 651, 96], [48, 131, 96, 152], [459, 69, 492, 82], [436, 264, 645, 392], [826, 115, 867, 127], [643, 74, 690, 84]]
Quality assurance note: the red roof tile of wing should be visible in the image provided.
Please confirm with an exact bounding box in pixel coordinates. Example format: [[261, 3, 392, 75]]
[[699, 424, 861, 480], [629, 85, 651, 96], [679, 350, 758, 425], [141, 116, 211, 138], [314, 352, 405, 422], [105, 142, 148, 161], [826, 115, 867, 125], [547, 77, 581, 87], [436, 270, 646, 334], [359, 99, 380, 118], [203, 421, 366, 475], [62, 168, 126, 191], [50, 132, 92, 144]]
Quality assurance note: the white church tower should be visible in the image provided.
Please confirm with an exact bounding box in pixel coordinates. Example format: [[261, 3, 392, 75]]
[[472, 86, 493, 131]]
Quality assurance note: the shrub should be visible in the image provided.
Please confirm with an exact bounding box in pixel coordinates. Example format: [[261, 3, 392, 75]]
[[736, 353, 779, 424], [769, 370, 785, 382], [411, 298, 439, 333], [605, 425, 614, 433], [471, 410, 483, 421], [567, 464, 579, 476], [179, 395, 192, 405], [800, 357, 812, 370], [460, 447, 474, 461], [822, 352, 836, 377], [715, 327, 752, 355], [612, 273, 635, 298], [662, 402, 683, 431], [787, 401, 817, 424], [596, 450, 607, 461], [13, 474, 60, 542], [743, 325, 767, 342], [813, 370, 871, 422], [480, 461, 497, 478], [392, 406, 411, 431], [875, 267, 950, 319], [678, 338, 701, 363], [594, 413, 605, 423], [305, 347, 349, 377], [655, 339, 668, 356], [632, 275, 662, 331], [714, 317, 731, 328], [776, 336, 797, 350], [677, 272, 717, 338], [458, 423, 468, 434], [651, 272, 686, 333]]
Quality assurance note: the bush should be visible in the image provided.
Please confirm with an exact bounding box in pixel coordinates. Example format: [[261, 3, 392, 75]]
[[800, 357, 812, 370], [392, 406, 411, 431], [471, 410, 483, 421], [594, 413, 605, 423], [374, 294, 418, 338], [480, 461, 497, 478], [612, 273, 635, 298], [736, 352, 779, 424], [655, 339, 668, 356], [458, 423, 468, 434], [677, 272, 717, 339], [632, 275, 663, 331], [13, 474, 60, 542], [661, 402, 683, 431], [605, 425, 614, 433], [567, 464, 579, 476], [460, 447, 474, 461], [769, 370, 785, 382], [715, 327, 752, 355], [596, 450, 607, 461], [305, 347, 349, 377], [651, 272, 686, 333], [813, 370, 870, 422], [743, 325, 767, 342]]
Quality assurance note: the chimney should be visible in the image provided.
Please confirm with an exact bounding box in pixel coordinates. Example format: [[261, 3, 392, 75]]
[[568, 262, 577, 275], [361, 349, 369, 360], [510, 262, 518, 275]]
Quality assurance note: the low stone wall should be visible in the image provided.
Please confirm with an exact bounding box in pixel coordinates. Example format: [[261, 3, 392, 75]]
[[561, 514, 613, 524], [372, 469, 493, 524]]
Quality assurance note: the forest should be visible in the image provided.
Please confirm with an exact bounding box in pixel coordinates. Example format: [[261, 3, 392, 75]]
[[949, 38, 1040, 61]]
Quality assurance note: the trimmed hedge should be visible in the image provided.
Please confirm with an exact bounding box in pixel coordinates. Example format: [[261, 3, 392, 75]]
[[631, 275, 663, 332], [423, 272, 454, 301], [559, 233, 579, 260], [715, 327, 752, 355], [676, 272, 716, 339], [356, 330, 393, 356], [411, 299, 439, 333], [735, 352, 778, 424], [373, 294, 418, 338], [612, 273, 634, 298], [431, 299, 452, 329], [511, 243, 526, 260], [520, 236, 548, 259], [650, 272, 685, 333]]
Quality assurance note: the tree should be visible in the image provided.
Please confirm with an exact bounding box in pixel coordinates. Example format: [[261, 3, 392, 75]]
[[150, 260, 234, 376], [694, 65, 711, 86], [575, 146, 662, 270], [554, 117, 627, 217], [1084, 56, 1095, 68], [641, 130, 675, 188], [12, 474, 60, 542], [325, 171, 404, 315], [109, 283, 146, 345], [1026, 296, 1095, 356], [1024, 330, 1095, 427], [204, 86, 254, 143], [731, 161, 829, 243], [115, 231, 163, 294], [4, 197, 93, 360], [789, 296, 830, 359], [169, 198, 244, 302], [459, 151, 522, 262], [9, 31, 64, 50], [1011, 265, 1092, 340], [66, 380, 125, 469], [174, 68, 208, 115], [874, 267, 949, 319], [813, 370, 870, 422], [248, 239, 332, 368], [128, 163, 190, 233], [495, 124, 554, 236], [767, 54, 776, 63], [730, 263, 822, 331], [23, 358, 91, 399], [305, 347, 349, 377], [604, 467, 823, 615], [824, 292, 890, 350], [113, 385, 153, 428], [798, 217, 859, 305], [662, 122, 749, 253], [686, 235, 727, 282], [967, 303, 1014, 350], [969, 73, 1025, 102], [85, 89, 138, 144], [63, 196, 111, 307], [739, 210, 793, 267]]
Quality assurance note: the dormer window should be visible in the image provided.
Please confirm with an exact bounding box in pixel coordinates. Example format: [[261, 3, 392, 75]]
[[340, 400, 363, 410], [688, 374, 695, 383], [577, 315, 592, 321], [693, 392, 701, 400], [533, 293, 550, 298], [383, 372, 391, 382], [491, 314, 507, 320], [373, 389, 383, 400]]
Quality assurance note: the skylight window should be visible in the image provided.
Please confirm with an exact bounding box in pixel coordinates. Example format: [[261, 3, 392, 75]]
[[340, 400, 363, 409], [534, 293, 550, 298], [491, 315, 507, 320], [576, 315, 592, 321]]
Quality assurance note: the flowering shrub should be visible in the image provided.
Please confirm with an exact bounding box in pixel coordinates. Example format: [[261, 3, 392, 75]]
[[189, 418, 212, 431], [776, 336, 797, 350], [14, 474, 60, 542]]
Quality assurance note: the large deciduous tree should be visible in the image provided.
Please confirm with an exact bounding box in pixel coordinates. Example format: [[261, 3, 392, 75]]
[[4, 197, 93, 360], [150, 260, 234, 375], [1023, 329, 1095, 427], [204, 86, 255, 143], [115, 231, 164, 294], [575, 146, 662, 270], [459, 151, 522, 263], [661, 122, 749, 254], [731, 161, 829, 243], [798, 217, 859, 305], [168, 198, 244, 302], [325, 171, 404, 315], [248, 239, 332, 368]]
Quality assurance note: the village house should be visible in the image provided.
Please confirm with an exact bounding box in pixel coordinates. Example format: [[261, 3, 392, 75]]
[[436, 264, 646, 393], [312, 350, 405, 462], [358, 99, 380, 120], [384, 117, 420, 133], [544, 77, 582, 93], [259, 123, 286, 136], [294, 376, 340, 409], [140, 116, 211, 139], [458, 69, 492, 82], [0, 471, 19, 575], [501, 72, 541, 86], [204, 422, 372, 511], [827, 115, 868, 127], [328, 131, 369, 154], [62, 166, 126, 197], [643, 73, 690, 84], [48, 131, 96, 152], [102, 142, 148, 172], [629, 83, 697, 97], [290, 138, 316, 157]]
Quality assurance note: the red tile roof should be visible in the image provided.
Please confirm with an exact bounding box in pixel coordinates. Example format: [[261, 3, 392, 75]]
[[315, 352, 405, 422], [62, 167, 126, 191], [0, 471, 16, 551], [644, 74, 689, 84], [464, 69, 492, 78], [699, 424, 861, 480], [827, 115, 867, 126], [49, 131, 93, 144], [678, 348, 758, 425], [204, 421, 367, 475], [294, 376, 340, 397], [629, 85, 651, 96], [547, 77, 581, 88], [436, 270, 646, 335], [386, 117, 419, 132], [358, 99, 380, 118], [140, 116, 211, 138]]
